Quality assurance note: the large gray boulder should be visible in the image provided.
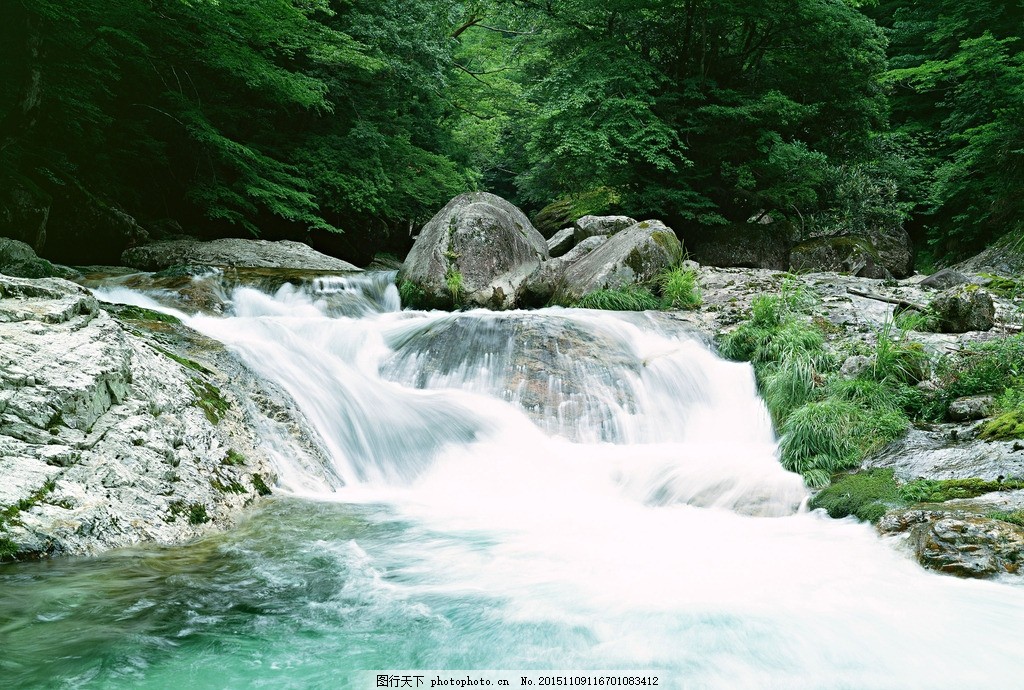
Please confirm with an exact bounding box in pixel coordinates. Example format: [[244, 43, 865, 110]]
[[399, 192, 549, 310], [522, 236, 608, 307], [790, 236, 891, 279], [573, 215, 637, 243], [122, 238, 360, 273], [690, 223, 792, 271], [0, 237, 73, 279], [552, 220, 683, 304], [0, 274, 333, 560], [868, 227, 914, 278], [929, 285, 996, 333]]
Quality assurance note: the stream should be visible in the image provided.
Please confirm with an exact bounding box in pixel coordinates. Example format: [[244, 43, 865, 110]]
[[2, 272, 1024, 689]]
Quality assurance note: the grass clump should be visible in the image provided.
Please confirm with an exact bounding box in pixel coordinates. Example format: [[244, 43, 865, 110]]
[[169, 501, 210, 525], [573, 286, 660, 311], [987, 510, 1024, 528], [0, 536, 19, 562], [445, 267, 464, 305], [657, 266, 701, 310], [398, 279, 428, 309], [808, 469, 902, 522], [899, 477, 1024, 503], [252, 473, 272, 497]]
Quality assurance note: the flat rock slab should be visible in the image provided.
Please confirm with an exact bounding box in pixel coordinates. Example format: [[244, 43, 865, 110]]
[[122, 238, 361, 272]]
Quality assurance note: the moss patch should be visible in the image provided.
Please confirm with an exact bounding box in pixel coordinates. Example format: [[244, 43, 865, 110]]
[[188, 378, 230, 424], [154, 346, 212, 374], [809, 469, 902, 522], [168, 501, 209, 525], [221, 449, 247, 466], [109, 304, 182, 325], [899, 477, 1024, 503], [980, 410, 1024, 440]]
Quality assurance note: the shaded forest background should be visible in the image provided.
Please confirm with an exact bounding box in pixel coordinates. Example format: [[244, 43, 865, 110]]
[[0, 0, 1021, 266]]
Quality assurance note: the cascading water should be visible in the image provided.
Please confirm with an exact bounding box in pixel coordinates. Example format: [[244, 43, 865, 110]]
[[5, 272, 1024, 689]]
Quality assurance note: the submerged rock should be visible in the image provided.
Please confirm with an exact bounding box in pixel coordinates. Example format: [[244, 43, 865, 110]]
[[0, 274, 333, 561], [398, 192, 549, 310], [552, 220, 683, 304], [122, 238, 361, 273]]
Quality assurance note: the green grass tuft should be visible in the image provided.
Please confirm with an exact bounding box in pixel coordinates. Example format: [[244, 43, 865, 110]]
[[445, 267, 464, 305], [657, 267, 701, 310], [987, 510, 1024, 528], [573, 286, 660, 311], [252, 473, 273, 497], [398, 279, 428, 309]]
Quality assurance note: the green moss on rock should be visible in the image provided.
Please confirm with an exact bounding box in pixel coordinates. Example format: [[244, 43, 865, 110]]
[[809, 469, 902, 522]]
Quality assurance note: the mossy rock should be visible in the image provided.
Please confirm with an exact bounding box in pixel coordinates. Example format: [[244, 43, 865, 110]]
[[790, 235, 890, 279], [809, 469, 903, 522]]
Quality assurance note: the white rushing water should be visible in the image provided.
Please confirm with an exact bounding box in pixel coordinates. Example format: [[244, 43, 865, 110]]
[[91, 273, 1024, 688]]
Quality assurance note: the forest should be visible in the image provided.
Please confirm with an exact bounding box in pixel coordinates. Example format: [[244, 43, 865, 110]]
[[1, 0, 1021, 266]]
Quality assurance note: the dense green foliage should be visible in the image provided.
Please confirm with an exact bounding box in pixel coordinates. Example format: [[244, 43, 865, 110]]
[[809, 469, 901, 523], [2, 1, 1020, 264]]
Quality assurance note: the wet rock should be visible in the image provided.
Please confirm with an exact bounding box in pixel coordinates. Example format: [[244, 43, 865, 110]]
[[0, 273, 333, 560], [123, 238, 360, 273], [552, 220, 683, 304], [399, 192, 549, 310], [921, 268, 970, 291], [547, 228, 575, 258], [572, 215, 638, 243], [879, 509, 1024, 578], [929, 285, 995, 332], [865, 427, 1024, 482], [948, 396, 995, 422]]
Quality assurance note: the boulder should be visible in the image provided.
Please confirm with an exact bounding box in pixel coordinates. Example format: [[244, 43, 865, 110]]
[[0, 273, 333, 560], [399, 192, 549, 310], [689, 223, 792, 271], [0, 237, 73, 280], [122, 238, 360, 273], [532, 198, 576, 239], [547, 228, 575, 258], [867, 226, 914, 278], [921, 268, 970, 291], [573, 215, 638, 243], [552, 220, 683, 304], [929, 285, 995, 333], [0, 178, 51, 251], [948, 395, 995, 422], [522, 236, 608, 306], [879, 510, 1024, 578], [789, 236, 891, 279]]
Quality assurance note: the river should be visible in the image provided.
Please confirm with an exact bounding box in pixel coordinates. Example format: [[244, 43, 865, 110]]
[[2, 273, 1023, 689]]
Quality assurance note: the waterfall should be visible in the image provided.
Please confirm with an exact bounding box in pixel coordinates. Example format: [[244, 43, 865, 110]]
[[55, 272, 1024, 689]]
